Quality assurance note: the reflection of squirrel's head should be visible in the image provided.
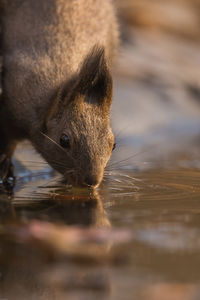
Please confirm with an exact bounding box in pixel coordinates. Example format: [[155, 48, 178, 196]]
[[34, 46, 114, 188], [52, 189, 111, 228]]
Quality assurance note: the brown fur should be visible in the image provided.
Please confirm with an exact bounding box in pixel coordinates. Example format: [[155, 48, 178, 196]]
[[0, 0, 118, 188]]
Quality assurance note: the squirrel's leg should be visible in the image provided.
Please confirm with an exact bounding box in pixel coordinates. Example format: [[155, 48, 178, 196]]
[[0, 134, 17, 193], [0, 45, 16, 192]]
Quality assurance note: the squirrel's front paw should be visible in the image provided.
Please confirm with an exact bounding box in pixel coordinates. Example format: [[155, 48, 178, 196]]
[[0, 154, 15, 193]]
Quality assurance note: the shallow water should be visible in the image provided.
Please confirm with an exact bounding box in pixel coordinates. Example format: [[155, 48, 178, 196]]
[[1, 137, 200, 300], [1, 30, 200, 300]]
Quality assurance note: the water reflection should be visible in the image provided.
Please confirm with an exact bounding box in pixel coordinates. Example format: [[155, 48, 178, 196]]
[[0, 188, 114, 300], [2, 152, 200, 299], [9, 189, 110, 227]]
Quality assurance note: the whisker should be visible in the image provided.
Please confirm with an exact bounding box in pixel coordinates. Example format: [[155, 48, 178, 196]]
[[17, 171, 52, 180], [40, 132, 76, 164], [104, 170, 141, 180], [38, 175, 65, 188], [107, 146, 155, 169], [64, 169, 75, 177], [23, 156, 75, 177], [113, 123, 133, 140], [36, 153, 70, 170], [40, 131, 66, 153], [21, 160, 48, 165]]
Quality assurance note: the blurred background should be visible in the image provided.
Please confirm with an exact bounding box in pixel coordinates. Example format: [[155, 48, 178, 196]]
[[117, 0, 200, 40], [111, 0, 200, 166]]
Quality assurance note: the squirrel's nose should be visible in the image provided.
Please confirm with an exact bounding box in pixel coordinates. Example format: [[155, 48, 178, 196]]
[[84, 175, 99, 187]]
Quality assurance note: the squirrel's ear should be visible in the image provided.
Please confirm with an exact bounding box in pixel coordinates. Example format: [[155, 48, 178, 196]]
[[77, 46, 113, 107]]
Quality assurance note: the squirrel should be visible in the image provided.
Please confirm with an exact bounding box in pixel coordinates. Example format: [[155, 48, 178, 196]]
[[0, 0, 118, 190]]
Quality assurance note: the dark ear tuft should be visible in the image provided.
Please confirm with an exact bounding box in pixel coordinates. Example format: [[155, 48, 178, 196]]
[[78, 46, 113, 105]]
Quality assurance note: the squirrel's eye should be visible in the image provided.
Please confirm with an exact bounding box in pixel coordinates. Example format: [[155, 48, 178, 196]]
[[60, 134, 70, 149], [112, 143, 116, 151]]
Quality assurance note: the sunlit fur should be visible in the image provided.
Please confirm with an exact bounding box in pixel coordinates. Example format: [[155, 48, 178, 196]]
[[35, 48, 115, 187], [41, 102, 114, 187], [0, 0, 118, 187]]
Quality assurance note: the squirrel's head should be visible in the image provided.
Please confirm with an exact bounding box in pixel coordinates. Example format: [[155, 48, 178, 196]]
[[38, 46, 115, 188]]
